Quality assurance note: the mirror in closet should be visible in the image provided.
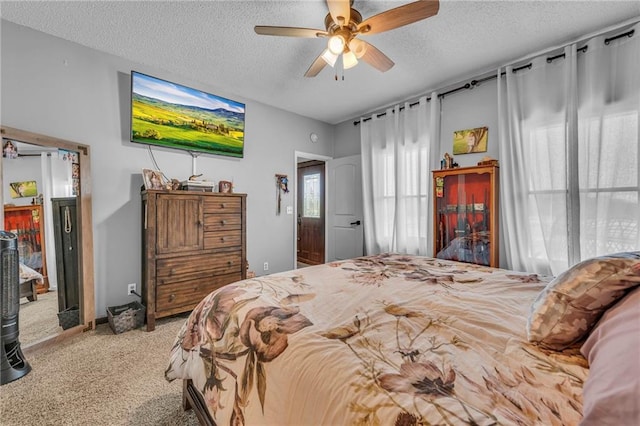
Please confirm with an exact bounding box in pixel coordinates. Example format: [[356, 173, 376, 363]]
[[1, 126, 95, 352]]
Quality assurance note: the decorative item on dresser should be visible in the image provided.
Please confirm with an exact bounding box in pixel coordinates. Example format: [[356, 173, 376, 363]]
[[141, 190, 246, 331], [3, 204, 49, 293], [432, 164, 499, 267]]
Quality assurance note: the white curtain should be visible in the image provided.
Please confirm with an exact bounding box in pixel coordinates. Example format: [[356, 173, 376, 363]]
[[41, 153, 58, 290], [361, 95, 440, 255], [498, 22, 640, 275], [40, 151, 74, 290]]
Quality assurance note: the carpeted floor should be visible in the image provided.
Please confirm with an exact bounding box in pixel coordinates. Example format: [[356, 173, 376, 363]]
[[0, 314, 199, 426], [19, 290, 62, 346]]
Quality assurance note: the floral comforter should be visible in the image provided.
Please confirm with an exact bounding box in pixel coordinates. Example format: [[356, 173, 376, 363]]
[[166, 254, 588, 425], [19, 263, 43, 284]]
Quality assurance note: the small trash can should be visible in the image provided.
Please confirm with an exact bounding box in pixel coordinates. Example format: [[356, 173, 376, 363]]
[[57, 306, 80, 330], [106, 301, 145, 334]]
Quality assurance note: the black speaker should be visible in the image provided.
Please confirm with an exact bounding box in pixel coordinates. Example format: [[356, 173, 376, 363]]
[[1, 230, 31, 385]]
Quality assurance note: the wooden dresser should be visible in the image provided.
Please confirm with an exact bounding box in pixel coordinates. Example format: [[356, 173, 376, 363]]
[[141, 190, 246, 331]]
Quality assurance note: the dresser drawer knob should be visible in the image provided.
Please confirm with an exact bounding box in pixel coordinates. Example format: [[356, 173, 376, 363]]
[[228, 260, 233, 266], [221, 220, 227, 226], [221, 237, 226, 242], [221, 203, 226, 208], [169, 294, 176, 302]]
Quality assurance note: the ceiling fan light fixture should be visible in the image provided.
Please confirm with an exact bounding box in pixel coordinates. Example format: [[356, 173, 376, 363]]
[[343, 51, 358, 69], [321, 48, 339, 67], [348, 38, 367, 59], [327, 34, 346, 55]]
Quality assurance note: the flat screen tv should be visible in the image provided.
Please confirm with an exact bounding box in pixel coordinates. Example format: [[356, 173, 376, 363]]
[[130, 71, 245, 158]]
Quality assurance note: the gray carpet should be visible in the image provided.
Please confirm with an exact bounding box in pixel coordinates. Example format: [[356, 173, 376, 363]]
[[1, 314, 199, 426], [19, 290, 62, 346]]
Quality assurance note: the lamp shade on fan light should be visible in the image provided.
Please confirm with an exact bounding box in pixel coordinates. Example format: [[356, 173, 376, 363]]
[[327, 35, 345, 55], [321, 49, 339, 66], [343, 51, 358, 69], [348, 38, 367, 58]]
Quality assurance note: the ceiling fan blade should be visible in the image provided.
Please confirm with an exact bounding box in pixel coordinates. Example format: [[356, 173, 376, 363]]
[[360, 41, 395, 72], [304, 53, 328, 78], [357, 0, 439, 35], [255, 26, 327, 38], [327, 0, 351, 27]]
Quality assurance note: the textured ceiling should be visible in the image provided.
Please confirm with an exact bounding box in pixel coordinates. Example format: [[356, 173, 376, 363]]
[[1, 1, 639, 124]]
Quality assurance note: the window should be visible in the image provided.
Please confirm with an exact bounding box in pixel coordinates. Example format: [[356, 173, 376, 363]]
[[525, 108, 638, 272], [303, 173, 321, 218]]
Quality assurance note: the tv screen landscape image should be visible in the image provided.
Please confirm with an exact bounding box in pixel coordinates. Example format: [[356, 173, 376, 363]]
[[131, 71, 245, 158]]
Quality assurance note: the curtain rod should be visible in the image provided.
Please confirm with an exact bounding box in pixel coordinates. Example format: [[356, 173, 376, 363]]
[[353, 28, 634, 126], [17, 153, 52, 157]]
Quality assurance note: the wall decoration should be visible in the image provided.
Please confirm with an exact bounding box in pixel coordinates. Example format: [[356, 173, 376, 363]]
[[276, 174, 289, 215], [453, 126, 488, 155], [9, 181, 38, 198], [142, 169, 164, 190], [58, 149, 79, 163], [3, 140, 18, 159], [72, 163, 80, 178]]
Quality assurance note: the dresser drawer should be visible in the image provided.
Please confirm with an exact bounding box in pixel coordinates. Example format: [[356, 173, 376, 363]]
[[156, 272, 242, 313], [204, 230, 242, 250], [156, 251, 242, 279], [204, 197, 241, 214], [204, 214, 242, 231]]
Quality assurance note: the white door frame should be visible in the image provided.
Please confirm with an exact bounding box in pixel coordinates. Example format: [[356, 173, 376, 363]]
[[293, 151, 332, 270]]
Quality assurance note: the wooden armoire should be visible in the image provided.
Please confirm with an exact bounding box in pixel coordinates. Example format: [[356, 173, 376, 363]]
[[51, 197, 80, 311]]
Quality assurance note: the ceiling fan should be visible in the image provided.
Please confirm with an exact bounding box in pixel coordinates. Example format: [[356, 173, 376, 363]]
[[255, 0, 440, 77]]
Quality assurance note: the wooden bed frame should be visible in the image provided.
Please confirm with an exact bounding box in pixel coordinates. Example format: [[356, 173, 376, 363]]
[[183, 379, 217, 426], [20, 278, 37, 302]]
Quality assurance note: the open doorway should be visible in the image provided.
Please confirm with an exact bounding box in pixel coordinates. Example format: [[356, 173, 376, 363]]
[[297, 160, 325, 267]]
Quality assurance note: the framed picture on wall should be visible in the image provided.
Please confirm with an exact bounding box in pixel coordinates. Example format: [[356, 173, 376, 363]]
[[3, 140, 18, 159], [453, 127, 488, 155], [9, 181, 38, 198]]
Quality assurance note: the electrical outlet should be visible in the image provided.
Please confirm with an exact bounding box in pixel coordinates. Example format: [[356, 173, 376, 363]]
[[127, 283, 137, 295], [263, 262, 269, 271]]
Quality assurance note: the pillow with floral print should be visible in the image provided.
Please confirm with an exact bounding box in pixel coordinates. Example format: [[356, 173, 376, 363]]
[[527, 251, 640, 350]]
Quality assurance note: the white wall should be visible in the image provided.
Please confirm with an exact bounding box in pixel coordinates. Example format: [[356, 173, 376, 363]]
[[439, 80, 499, 168], [1, 20, 335, 315], [3, 155, 42, 206], [333, 118, 360, 158]]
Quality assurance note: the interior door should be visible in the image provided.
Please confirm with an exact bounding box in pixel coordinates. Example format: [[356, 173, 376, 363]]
[[326, 155, 364, 261], [297, 161, 325, 265]]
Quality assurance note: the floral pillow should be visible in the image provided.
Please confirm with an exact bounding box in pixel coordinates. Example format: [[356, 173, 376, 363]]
[[527, 251, 640, 350]]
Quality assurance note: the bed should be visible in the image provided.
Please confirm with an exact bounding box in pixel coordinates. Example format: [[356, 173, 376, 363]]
[[165, 252, 640, 425], [19, 263, 44, 302]]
